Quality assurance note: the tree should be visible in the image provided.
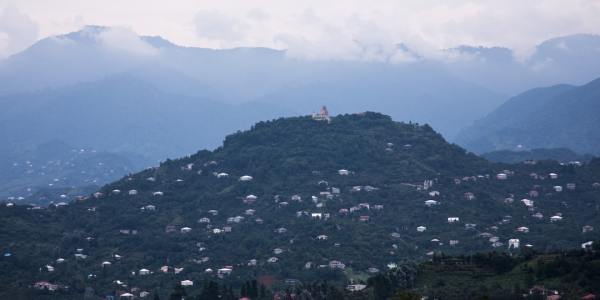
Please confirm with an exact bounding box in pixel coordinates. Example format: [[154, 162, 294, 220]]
[[199, 281, 220, 300], [169, 284, 187, 300]]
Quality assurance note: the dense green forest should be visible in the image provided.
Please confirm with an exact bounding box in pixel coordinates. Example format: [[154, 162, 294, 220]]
[[1, 112, 599, 299]]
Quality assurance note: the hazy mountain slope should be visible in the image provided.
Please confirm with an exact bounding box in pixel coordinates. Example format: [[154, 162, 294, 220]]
[[0, 140, 146, 203], [0, 74, 286, 161], [1, 113, 599, 299], [456, 78, 600, 154]]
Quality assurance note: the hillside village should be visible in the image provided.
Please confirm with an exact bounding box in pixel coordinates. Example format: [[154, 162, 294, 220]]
[[1, 112, 599, 299]]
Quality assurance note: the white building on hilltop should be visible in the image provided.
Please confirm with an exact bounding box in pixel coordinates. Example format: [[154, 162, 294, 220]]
[[312, 106, 331, 122]]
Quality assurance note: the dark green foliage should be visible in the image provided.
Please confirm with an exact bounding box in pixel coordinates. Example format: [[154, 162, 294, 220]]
[[483, 148, 594, 164], [169, 283, 187, 300], [0, 113, 599, 299]]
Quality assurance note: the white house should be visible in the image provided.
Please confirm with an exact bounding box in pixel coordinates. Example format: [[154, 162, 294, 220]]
[[448, 217, 460, 223], [153, 191, 164, 196], [240, 175, 253, 181], [346, 284, 367, 292], [582, 225, 594, 233], [429, 190, 440, 197], [139, 268, 150, 275], [550, 215, 563, 222], [517, 226, 530, 233], [424, 200, 438, 207], [268, 257, 279, 263], [217, 268, 232, 276], [316, 235, 328, 240], [553, 186, 563, 192], [416, 226, 427, 232], [181, 280, 193, 287], [521, 199, 534, 207], [329, 260, 346, 269], [549, 173, 558, 179], [180, 227, 192, 233], [128, 189, 138, 195], [508, 239, 520, 249], [582, 241, 594, 250], [217, 172, 229, 178], [338, 169, 350, 176], [143, 205, 156, 211], [311, 213, 323, 219], [496, 173, 508, 180]]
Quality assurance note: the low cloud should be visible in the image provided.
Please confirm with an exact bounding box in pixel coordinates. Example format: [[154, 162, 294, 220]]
[[96, 27, 158, 56], [0, 5, 39, 58]]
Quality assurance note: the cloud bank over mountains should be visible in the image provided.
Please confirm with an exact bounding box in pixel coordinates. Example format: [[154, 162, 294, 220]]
[[2, 0, 600, 62]]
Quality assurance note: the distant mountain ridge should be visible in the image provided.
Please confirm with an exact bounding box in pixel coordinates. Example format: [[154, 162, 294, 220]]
[[456, 77, 600, 155], [0, 139, 146, 203]]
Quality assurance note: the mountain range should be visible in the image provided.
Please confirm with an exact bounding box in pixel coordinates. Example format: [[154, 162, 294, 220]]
[[457, 77, 600, 155], [1, 25, 599, 203]]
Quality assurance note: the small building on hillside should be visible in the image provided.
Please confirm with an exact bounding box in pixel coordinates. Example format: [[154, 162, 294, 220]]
[[240, 175, 253, 181], [312, 106, 331, 122], [425, 200, 439, 207], [582, 225, 594, 233], [448, 217, 460, 223]]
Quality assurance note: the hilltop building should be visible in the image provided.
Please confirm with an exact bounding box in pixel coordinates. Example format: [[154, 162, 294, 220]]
[[312, 106, 331, 122]]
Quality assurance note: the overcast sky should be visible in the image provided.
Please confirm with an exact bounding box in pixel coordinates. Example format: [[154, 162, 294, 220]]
[[1, 0, 600, 60]]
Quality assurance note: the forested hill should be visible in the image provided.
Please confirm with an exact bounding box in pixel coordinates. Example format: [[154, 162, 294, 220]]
[[1, 112, 600, 299]]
